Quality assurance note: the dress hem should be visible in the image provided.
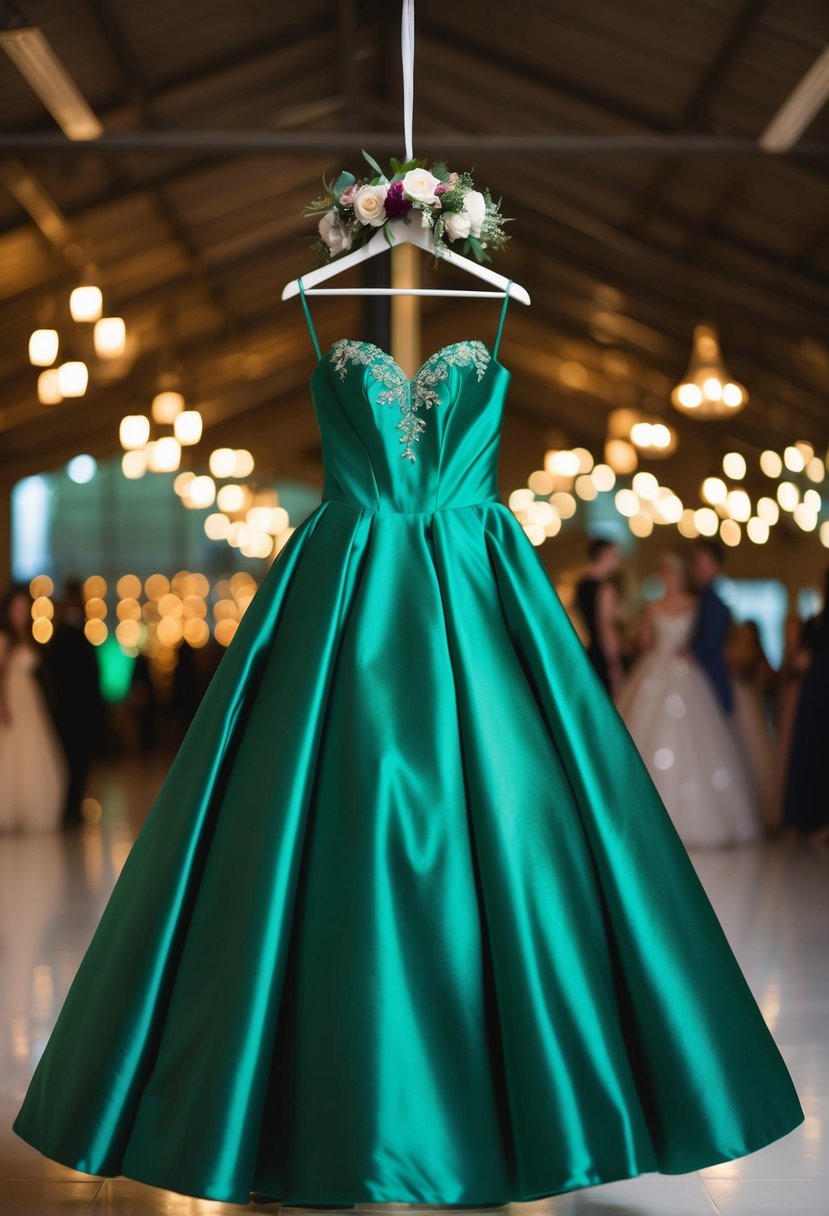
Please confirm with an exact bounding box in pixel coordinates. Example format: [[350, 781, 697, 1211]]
[[12, 1109, 805, 1208]]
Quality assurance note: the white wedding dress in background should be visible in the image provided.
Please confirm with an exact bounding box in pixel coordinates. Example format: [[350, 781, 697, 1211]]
[[0, 642, 68, 833], [616, 607, 760, 849]]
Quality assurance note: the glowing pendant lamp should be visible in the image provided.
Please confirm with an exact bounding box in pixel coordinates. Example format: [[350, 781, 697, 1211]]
[[671, 323, 747, 419]]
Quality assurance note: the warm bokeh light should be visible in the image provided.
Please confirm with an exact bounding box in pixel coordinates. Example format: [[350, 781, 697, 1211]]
[[590, 464, 616, 492], [115, 620, 142, 648], [147, 436, 181, 473], [548, 450, 581, 478], [204, 512, 230, 540], [57, 361, 88, 397], [234, 449, 255, 477], [722, 452, 746, 480], [604, 439, 637, 474], [777, 481, 800, 511], [29, 328, 59, 366], [114, 575, 140, 600], [574, 474, 597, 500], [702, 477, 727, 505], [214, 618, 238, 647], [209, 447, 236, 479], [31, 595, 54, 619], [726, 489, 752, 522], [84, 619, 108, 645], [614, 488, 639, 517], [550, 491, 576, 519], [508, 488, 534, 513], [173, 471, 196, 497], [759, 450, 783, 478], [30, 574, 54, 597], [32, 617, 53, 644], [632, 472, 659, 501], [746, 517, 770, 545], [783, 445, 805, 473], [119, 415, 150, 450], [151, 391, 185, 424], [83, 576, 105, 600], [115, 597, 141, 622], [94, 317, 126, 358], [37, 368, 62, 405], [174, 410, 203, 445], [528, 469, 554, 496], [69, 284, 102, 322], [629, 513, 654, 537], [121, 450, 146, 479], [185, 475, 216, 509], [694, 507, 719, 536], [678, 509, 699, 539], [217, 483, 248, 513], [720, 519, 741, 546], [757, 496, 780, 525], [793, 502, 818, 531]]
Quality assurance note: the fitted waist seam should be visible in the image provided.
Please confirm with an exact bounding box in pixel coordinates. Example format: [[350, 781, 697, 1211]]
[[321, 496, 503, 517]]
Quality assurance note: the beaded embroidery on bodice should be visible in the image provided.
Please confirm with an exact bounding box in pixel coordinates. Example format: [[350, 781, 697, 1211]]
[[329, 339, 491, 461]]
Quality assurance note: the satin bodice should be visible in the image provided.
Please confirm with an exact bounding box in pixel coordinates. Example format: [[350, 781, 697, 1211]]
[[309, 339, 510, 514], [650, 607, 696, 656]]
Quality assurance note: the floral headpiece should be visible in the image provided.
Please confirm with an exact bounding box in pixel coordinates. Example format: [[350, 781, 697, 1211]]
[[304, 150, 510, 264]]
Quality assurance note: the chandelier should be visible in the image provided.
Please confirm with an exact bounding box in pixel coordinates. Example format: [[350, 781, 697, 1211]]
[[671, 323, 747, 419]]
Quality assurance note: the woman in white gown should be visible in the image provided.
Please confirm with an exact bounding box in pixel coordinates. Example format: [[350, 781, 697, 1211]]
[[617, 553, 760, 849], [0, 584, 68, 833]]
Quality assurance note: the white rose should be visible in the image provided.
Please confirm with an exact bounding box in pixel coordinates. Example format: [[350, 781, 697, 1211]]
[[463, 190, 486, 238], [402, 167, 441, 204], [318, 210, 352, 255], [443, 211, 471, 241], [353, 185, 388, 227]]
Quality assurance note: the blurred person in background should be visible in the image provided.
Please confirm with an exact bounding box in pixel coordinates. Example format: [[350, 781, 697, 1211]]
[[727, 620, 779, 829], [0, 583, 68, 833], [783, 567, 829, 846], [690, 539, 734, 716], [43, 576, 104, 829], [617, 551, 760, 849], [575, 537, 625, 696]]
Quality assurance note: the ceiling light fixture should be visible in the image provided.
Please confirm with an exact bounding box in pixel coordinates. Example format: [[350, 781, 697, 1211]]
[[0, 26, 103, 140], [671, 323, 747, 419], [759, 46, 829, 152]]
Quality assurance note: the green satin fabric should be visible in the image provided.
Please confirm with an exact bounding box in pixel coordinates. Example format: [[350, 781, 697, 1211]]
[[14, 340, 803, 1206]]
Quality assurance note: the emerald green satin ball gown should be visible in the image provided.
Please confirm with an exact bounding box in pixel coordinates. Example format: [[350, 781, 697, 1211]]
[[14, 286, 803, 1206]]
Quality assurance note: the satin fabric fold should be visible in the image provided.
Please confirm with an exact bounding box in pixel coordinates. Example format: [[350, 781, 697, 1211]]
[[14, 338, 803, 1205]]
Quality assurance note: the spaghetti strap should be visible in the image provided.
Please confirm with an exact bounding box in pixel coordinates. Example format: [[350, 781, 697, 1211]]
[[493, 280, 512, 360], [298, 278, 322, 362]]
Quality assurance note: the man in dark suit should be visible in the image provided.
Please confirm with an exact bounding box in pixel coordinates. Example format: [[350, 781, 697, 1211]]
[[690, 540, 733, 715], [44, 577, 104, 827]]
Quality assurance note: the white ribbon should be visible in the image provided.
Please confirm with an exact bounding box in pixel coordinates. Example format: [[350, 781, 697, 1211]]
[[401, 0, 415, 161]]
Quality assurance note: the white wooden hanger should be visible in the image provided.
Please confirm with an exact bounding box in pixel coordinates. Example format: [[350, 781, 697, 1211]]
[[282, 222, 530, 304], [281, 0, 530, 307]]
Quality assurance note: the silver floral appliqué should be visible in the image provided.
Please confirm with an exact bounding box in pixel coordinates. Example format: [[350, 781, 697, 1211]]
[[330, 340, 490, 461]]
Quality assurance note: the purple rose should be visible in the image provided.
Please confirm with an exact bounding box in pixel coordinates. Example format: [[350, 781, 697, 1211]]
[[434, 182, 449, 195], [384, 180, 413, 219]]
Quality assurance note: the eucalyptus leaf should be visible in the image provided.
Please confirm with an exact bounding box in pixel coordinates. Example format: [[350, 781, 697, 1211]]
[[361, 148, 385, 177]]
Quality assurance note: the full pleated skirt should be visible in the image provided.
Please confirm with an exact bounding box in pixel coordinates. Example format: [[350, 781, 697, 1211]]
[[13, 499, 803, 1205]]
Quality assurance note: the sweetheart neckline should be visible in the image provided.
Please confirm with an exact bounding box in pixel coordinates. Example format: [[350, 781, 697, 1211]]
[[310, 338, 508, 384]]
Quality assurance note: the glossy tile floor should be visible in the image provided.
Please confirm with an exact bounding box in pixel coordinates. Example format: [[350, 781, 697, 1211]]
[[1, 755, 827, 1215]]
